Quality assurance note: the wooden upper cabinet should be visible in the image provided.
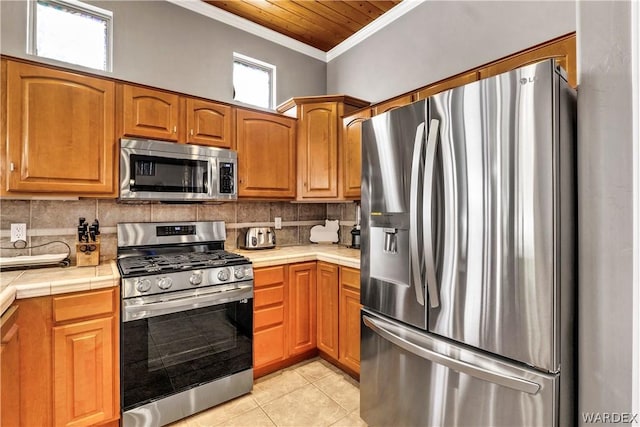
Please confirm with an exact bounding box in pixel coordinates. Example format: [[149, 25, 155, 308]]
[[236, 109, 296, 199], [185, 99, 234, 148], [122, 85, 234, 148], [342, 109, 371, 199], [298, 102, 339, 199], [5, 61, 115, 195], [277, 95, 369, 201], [122, 85, 180, 141], [316, 262, 339, 359], [372, 94, 413, 116], [478, 33, 577, 89], [414, 70, 480, 101], [288, 262, 317, 356]]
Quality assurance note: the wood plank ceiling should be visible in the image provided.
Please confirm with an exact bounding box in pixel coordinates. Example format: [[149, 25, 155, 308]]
[[203, 1, 403, 52]]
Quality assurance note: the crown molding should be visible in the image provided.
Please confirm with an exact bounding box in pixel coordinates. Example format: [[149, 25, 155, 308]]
[[326, 0, 426, 62], [166, 0, 327, 62], [167, 0, 425, 63]]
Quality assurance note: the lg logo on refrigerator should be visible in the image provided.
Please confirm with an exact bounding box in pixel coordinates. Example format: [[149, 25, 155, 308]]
[[520, 76, 537, 85]]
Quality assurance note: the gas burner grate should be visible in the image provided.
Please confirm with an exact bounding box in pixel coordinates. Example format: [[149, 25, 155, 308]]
[[117, 250, 249, 277]]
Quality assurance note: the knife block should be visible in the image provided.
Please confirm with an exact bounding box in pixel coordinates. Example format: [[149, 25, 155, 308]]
[[76, 238, 100, 267]]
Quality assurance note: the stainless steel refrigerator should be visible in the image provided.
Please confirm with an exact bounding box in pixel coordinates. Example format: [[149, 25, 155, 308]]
[[360, 59, 576, 427]]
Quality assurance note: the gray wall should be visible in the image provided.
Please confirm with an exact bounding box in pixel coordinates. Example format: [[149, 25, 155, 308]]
[[577, 1, 636, 422], [0, 0, 326, 106], [327, 1, 576, 103]]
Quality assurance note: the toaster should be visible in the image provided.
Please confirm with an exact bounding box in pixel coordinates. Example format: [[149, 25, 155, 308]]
[[238, 227, 276, 249]]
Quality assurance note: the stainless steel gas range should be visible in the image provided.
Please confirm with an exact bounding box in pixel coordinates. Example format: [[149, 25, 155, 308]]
[[117, 221, 253, 427]]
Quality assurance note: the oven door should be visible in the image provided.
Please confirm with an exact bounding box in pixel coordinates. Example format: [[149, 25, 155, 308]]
[[121, 283, 253, 413]]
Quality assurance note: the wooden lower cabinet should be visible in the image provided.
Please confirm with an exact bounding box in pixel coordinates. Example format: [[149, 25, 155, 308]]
[[316, 262, 339, 359], [314, 264, 362, 376], [13, 288, 119, 427], [253, 262, 318, 378], [288, 262, 317, 356], [339, 267, 362, 374], [54, 317, 115, 427], [1, 306, 20, 427], [253, 265, 288, 375]]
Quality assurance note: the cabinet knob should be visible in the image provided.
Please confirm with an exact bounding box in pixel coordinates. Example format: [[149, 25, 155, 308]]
[[173, 125, 177, 133], [190, 129, 194, 136], [9, 162, 15, 172]]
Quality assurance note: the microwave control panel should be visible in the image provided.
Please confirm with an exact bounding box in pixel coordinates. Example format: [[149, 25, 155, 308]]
[[219, 162, 235, 194]]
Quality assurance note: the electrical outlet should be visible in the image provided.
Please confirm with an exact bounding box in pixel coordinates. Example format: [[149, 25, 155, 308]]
[[274, 217, 282, 230], [10, 223, 27, 242]]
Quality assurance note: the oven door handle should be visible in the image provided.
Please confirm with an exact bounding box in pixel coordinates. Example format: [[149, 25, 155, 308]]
[[123, 285, 253, 322]]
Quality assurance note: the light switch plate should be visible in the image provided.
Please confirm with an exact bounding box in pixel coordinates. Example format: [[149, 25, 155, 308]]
[[274, 217, 282, 229]]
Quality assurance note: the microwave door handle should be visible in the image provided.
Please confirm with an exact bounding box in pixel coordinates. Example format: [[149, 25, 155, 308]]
[[409, 122, 426, 306], [424, 119, 440, 308]]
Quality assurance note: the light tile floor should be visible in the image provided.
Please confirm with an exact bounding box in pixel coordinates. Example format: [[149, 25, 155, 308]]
[[169, 358, 367, 427]]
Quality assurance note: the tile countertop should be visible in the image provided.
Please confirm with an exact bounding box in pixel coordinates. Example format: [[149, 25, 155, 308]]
[[0, 245, 360, 316], [232, 244, 361, 270], [0, 261, 120, 316]]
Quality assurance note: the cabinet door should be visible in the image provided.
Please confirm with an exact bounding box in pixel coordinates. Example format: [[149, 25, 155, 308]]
[[288, 262, 317, 356], [6, 62, 115, 194], [372, 94, 413, 116], [236, 109, 296, 198], [316, 262, 339, 359], [342, 109, 371, 199], [185, 98, 234, 148], [1, 306, 20, 427], [339, 267, 361, 374], [254, 266, 288, 375], [414, 70, 480, 101], [478, 34, 576, 88], [54, 317, 115, 427], [122, 85, 180, 141], [298, 102, 338, 199]]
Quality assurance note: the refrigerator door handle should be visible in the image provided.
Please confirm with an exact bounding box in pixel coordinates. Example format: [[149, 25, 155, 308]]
[[424, 119, 440, 308], [409, 122, 426, 306], [363, 315, 541, 395]]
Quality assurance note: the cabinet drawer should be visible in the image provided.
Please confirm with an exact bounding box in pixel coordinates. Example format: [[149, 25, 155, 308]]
[[340, 267, 360, 291], [254, 325, 286, 367], [53, 289, 116, 323], [254, 266, 285, 287], [255, 285, 284, 308], [255, 305, 284, 329]]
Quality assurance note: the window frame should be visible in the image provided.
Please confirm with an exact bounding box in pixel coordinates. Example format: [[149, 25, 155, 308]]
[[233, 52, 277, 110], [27, 0, 114, 72]]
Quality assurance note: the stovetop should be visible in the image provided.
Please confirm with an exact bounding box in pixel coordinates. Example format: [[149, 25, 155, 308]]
[[118, 250, 248, 278]]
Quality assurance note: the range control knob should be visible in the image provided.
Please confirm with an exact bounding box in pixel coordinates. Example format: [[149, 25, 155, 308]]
[[135, 278, 151, 293], [234, 268, 245, 279], [189, 271, 203, 286], [217, 268, 230, 282], [157, 277, 173, 290]]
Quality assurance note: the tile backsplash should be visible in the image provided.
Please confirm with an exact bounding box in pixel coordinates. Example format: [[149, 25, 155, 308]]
[[0, 200, 359, 263]]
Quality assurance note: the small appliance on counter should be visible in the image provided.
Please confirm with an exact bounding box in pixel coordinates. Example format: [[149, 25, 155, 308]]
[[238, 227, 276, 249], [350, 204, 361, 249]]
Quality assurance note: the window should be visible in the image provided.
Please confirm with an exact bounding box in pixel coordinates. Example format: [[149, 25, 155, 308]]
[[28, 0, 113, 71], [233, 53, 276, 109]]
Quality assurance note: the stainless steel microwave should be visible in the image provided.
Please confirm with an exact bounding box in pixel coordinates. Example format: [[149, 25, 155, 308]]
[[119, 138, 237, 202]]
